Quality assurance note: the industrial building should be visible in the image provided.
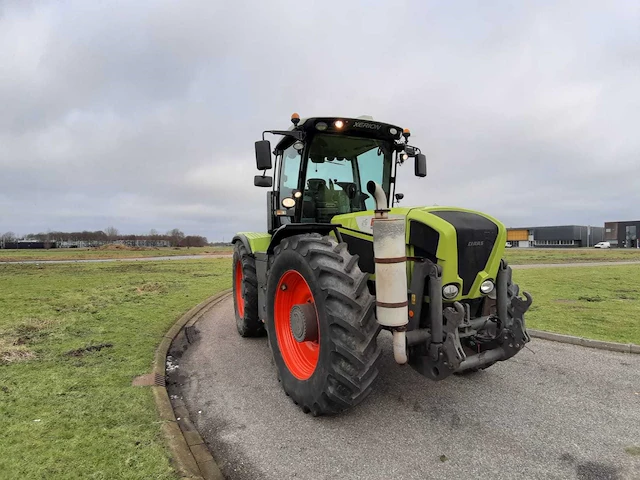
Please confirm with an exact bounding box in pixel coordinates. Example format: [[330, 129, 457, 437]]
[[1, 240, 58, 249], [506, 225, 604, 248], [604, 220, 640, 248]]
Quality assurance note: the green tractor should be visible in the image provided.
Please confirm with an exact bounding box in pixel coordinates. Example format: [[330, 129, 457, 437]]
[[232, 114, 531, 415]]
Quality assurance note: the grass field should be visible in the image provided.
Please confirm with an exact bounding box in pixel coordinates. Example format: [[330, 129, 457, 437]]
[[2, 255, 638, 479], [514, 264, 640, 345], [3, 245, 640, 265], [0, 259, 230, 480], [0, 245, 232, 262], [505, 247, 640, 265]]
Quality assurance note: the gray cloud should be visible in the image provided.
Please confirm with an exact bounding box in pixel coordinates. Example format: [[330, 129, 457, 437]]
[[1, 0, 639, 239]]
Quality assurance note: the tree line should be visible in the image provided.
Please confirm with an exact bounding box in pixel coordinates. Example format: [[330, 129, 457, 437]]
[[0, 228, 209, 248]]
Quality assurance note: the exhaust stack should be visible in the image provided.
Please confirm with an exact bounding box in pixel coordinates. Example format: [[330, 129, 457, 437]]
[[367, 181, 408, 364]]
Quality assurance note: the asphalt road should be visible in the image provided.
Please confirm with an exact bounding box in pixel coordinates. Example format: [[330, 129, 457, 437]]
[[169, 296, 640, 480], [2, 256, 639, 268], [0, 254, 232, 264]]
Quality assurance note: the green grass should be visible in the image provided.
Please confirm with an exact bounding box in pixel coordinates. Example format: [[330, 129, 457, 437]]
[[0, 259, 231, 480], [514, 265, 640, 344], [0, 246, 232, 262], [505, 247, 640, 265]]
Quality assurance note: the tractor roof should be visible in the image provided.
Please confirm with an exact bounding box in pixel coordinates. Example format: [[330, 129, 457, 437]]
[[275, 116, 405, 151]]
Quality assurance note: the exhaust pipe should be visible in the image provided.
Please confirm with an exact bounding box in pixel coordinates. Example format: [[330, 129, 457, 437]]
[[367, 181, 408, 365]]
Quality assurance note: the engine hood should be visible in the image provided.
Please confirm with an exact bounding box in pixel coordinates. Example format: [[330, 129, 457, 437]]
[[332, 206, 507, 301]]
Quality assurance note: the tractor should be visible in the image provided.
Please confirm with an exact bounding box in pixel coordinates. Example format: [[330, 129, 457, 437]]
[[232, 114, 531, 415]]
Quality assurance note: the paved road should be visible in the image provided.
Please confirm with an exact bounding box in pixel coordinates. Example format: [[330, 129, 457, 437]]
[[2, 256, 638, 269], [170, 296, 640, 480], [0, 254, 232, 264]]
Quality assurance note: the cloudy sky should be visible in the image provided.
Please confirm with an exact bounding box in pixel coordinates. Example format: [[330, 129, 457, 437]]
[[1, 1, 639, 240]]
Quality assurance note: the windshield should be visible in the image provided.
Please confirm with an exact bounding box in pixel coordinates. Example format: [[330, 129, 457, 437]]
[[301, 134, 393, 223]]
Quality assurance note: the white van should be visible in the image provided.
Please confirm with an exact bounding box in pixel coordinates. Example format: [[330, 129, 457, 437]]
[[594, 241, 611, 249]]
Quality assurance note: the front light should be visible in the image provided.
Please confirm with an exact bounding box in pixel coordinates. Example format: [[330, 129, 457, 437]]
[[282, 197, 296, 208], [480, 280, 495, 294], [442, 284, 459, 299], [334, 120, 344, 129]]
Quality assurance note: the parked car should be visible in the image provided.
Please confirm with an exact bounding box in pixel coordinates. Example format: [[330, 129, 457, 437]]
[[594, 241, 611, 249]]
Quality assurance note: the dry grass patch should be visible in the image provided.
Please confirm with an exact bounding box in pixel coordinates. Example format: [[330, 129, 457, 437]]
[[0, 317, 58, 364], [135, 282, 168, 294]]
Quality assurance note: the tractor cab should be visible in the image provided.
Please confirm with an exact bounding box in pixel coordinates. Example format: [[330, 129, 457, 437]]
[[254, 115, 426, 232]]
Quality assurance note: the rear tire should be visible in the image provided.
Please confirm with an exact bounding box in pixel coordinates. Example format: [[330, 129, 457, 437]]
[[232, 242, 264, 337], [265, 234, 381, 415]]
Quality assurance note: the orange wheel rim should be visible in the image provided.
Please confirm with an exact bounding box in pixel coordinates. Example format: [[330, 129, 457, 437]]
[[274, 270, 320, 380], [235, 260, 244, 318]]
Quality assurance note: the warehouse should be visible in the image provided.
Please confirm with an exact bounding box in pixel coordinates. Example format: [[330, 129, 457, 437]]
[[603, 220, 640, 248], [506, 225, 604, 248], [1, 240, 58, 249]]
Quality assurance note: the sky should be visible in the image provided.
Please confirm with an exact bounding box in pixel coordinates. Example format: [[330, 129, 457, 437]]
[[1, 0, 639, 241]]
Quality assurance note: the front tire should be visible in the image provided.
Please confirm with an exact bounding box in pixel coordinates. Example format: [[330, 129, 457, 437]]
[[265, 234, 381, 416], [232, 242, 264, 337]]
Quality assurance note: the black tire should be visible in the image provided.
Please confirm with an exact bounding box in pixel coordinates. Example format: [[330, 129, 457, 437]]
[[265, 234, 381, 416], [232, 242, 265, 337]]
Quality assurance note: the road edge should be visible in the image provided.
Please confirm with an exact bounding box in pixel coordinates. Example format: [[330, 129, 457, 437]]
[[152, 289, 233, 480], [528, 329, 640, 354]]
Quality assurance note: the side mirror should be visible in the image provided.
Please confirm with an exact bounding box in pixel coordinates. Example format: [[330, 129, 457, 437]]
[[254, 175, 273, 187], [395, 193, 404, 202], [415, 153, 427, 177], [255, 140, 272, 170]]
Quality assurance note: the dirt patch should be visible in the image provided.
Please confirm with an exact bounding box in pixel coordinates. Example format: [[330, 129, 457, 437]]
[[0, 318, 58, 364], [0, 346, 35, 364], [96, 244, 158, 251], [578, 295, 604, 303], [66, 343, 113, 356], [135, 282, 168, 294]]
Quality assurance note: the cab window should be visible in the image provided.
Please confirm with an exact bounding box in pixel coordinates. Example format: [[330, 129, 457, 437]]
[[301, 134, 391, 223], [279, 144, 302, 201]]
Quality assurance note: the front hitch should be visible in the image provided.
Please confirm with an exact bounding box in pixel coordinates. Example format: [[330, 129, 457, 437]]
[[408, 259, 532, 379]]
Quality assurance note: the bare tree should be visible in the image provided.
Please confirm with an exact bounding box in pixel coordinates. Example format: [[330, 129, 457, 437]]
[[149, 229, 158, 237], [1, 231, 16, 242], [105, 226, 119, 242], [167, 228, 185, 247], [180, 235, 208, 248]]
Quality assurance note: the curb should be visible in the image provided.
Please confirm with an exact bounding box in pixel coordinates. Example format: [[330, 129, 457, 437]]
[[151, 289, 232, 480], [528, 329, 640, 354]]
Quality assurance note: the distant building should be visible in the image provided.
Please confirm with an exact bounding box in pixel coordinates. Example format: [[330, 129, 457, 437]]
[[2, 240, 58, 249], [604, 220, 640, 248], [506, 226, 604, 248]]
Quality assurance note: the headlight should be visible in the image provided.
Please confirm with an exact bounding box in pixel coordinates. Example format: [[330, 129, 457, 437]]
[[334, 120, 344, 129], [442, 284, 459, 299], [316, 122, 328, 131], [281, 197, 296, 208], [480, 280, 495, 294]]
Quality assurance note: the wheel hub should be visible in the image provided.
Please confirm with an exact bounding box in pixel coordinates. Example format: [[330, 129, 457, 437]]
[[289, 303, 318, 343]]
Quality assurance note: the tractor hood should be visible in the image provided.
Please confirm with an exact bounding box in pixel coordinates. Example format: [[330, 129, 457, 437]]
[[333, 207, 507, 301]]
